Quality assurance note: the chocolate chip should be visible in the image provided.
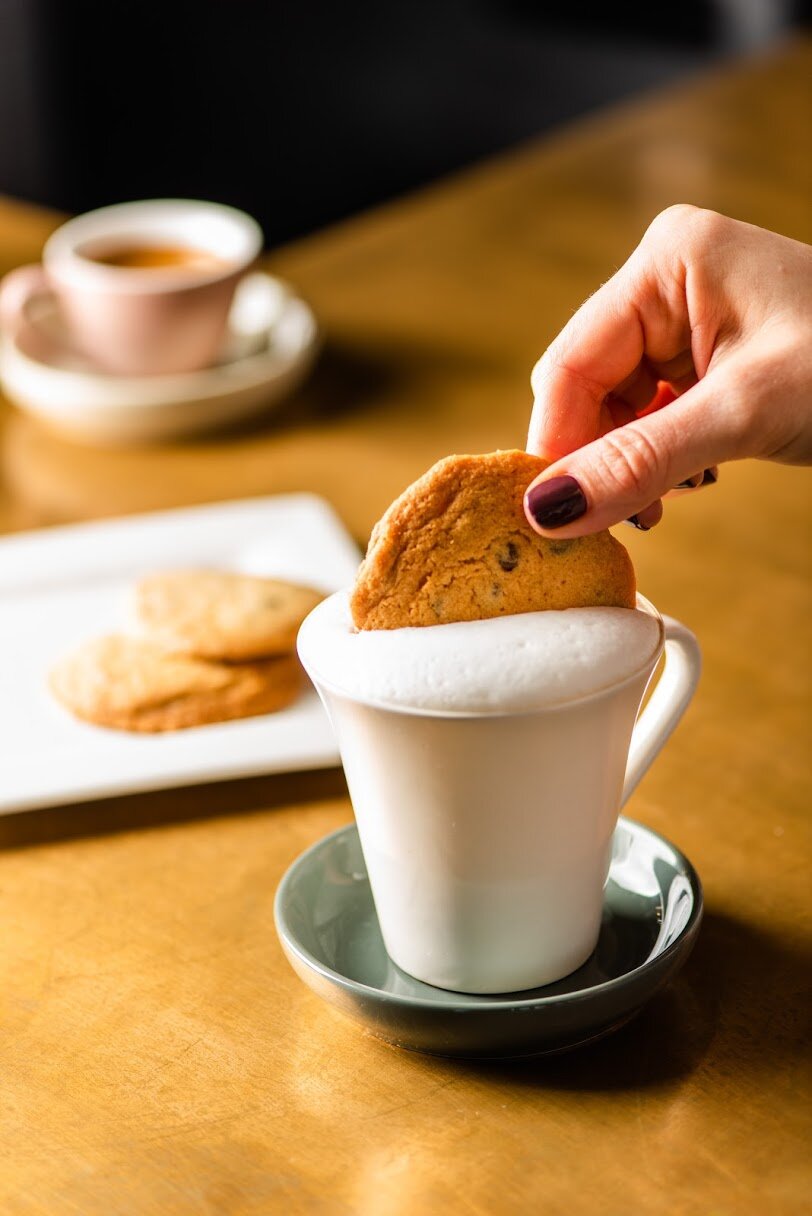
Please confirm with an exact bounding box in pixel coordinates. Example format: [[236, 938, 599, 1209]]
[[548, 540, 574, 555], [497, 542, 519, 572]]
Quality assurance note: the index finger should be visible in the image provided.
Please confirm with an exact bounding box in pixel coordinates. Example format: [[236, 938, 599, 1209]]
[[527, 231, 691, 461]]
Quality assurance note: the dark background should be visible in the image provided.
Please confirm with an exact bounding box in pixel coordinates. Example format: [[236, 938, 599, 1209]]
[[0, 0, 807, 248]]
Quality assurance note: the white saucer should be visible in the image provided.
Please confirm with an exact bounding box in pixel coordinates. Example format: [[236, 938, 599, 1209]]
[[0, 272, 319, 444]]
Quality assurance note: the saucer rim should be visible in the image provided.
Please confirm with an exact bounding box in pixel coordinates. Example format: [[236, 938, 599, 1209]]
[[0, 271, 318, 401], [274, 816, 704, 1011]]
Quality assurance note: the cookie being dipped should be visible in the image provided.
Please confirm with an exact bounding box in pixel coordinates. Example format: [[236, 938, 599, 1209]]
[[350, 449, 635, 630]]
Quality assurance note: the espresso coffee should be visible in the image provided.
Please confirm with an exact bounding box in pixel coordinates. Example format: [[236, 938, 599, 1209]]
[[81, 243, 230, 272]]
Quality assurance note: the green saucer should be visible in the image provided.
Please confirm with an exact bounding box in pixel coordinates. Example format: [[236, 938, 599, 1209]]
[[274, 818, 702, 1058]]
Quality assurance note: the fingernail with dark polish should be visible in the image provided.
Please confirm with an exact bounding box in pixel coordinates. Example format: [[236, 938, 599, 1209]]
[[525, 476, 587, 529], [625, 514, 650, 531], [675, 473, 704, 490]]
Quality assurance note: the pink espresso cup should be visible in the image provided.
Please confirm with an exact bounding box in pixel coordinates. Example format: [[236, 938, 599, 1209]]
[[0, 199, 263, 376]]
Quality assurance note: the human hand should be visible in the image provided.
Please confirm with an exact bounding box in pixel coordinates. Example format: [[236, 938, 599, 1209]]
[[524, 205, 812, 535]]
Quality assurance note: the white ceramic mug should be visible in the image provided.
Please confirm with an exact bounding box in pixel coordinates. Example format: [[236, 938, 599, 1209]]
[[0, 199, 262, 375], [299, 596, 700, 994]]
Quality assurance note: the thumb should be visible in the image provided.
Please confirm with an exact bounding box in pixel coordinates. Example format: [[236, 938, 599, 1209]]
[[524, 377, 733, 536]]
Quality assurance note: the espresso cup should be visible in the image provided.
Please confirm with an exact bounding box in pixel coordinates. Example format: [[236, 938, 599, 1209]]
[[298, 595, 701, 994], [0, 200, 263, 375]]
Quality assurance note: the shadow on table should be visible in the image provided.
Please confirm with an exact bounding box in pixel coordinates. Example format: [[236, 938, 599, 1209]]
[[198, 331, 507, 440], [0, 766, 349, 851], [428, 910, 811, 1093], [0, 330, 504, 524]]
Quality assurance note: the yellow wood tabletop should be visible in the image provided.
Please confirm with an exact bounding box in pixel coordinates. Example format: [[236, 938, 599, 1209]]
[[1, 38, 810, 1216]]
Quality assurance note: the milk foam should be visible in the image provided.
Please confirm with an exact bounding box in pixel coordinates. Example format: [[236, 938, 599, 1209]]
[[298, 591, 662, 713]]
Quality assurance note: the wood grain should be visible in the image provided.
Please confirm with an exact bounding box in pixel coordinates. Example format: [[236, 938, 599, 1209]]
[[0, 39, 810, 1216]]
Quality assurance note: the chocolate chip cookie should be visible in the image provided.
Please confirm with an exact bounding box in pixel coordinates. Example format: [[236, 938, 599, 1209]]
[[49, 635, 302, 732], [131, 569, 323, 661], [350, 450, 635, 629]]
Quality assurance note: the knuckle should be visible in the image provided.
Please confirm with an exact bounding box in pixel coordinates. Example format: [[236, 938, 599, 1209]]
[[530, 351, 549, 397], [644, 203, 699, 244], [593, 426, 667, 501], [645, 203, 725, 251]]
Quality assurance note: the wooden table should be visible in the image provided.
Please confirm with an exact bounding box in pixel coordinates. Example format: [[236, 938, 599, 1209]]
[[1, 39, 810, 1216]]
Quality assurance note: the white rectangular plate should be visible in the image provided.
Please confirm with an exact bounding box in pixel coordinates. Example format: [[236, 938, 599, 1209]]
[[0, 494, 361, 813]]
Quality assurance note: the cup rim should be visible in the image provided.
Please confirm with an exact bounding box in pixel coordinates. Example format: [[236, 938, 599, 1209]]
[[301, 593, 666, 719], [43, 198, 263, 293]]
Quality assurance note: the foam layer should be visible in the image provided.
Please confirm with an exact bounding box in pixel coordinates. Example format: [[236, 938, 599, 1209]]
[[298, 591, 662, 713]]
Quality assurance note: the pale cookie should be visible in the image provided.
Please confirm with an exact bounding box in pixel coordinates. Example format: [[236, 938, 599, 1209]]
[[351, 449, 636, 629], [131, 569, 323, 661], [49, 636, 302, 732]]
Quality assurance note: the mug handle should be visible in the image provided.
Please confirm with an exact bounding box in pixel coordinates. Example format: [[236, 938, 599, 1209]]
[[0, 263, 50, 337], [621, 616, 702, 806]]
